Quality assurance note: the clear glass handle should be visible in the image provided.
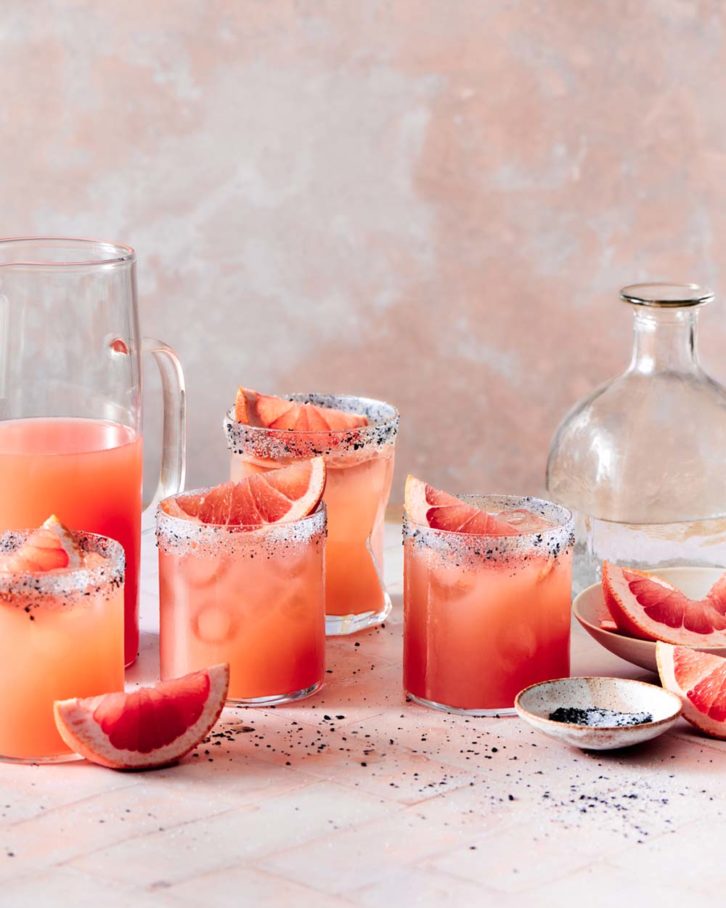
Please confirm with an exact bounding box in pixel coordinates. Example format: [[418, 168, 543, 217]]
[[142, 337, 186, 519]]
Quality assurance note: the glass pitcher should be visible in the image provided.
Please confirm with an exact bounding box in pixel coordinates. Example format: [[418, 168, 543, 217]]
[[0, 238, 186, 665], [546, 283, 726, 592]]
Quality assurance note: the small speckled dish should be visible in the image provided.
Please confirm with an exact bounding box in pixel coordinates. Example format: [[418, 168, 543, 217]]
[[573, 567, 726, 673], [515, 677, 682, 750]]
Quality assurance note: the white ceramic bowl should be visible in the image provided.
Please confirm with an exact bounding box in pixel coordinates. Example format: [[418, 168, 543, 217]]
[[573, 566, 726, 673], [515, 676, 682, 750]]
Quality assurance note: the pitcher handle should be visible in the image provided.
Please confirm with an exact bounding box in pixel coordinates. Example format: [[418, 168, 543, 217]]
[[141, 337, 186, 521]]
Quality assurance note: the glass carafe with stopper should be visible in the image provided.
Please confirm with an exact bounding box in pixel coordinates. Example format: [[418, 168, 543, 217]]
[[546, 283, 726, 592]]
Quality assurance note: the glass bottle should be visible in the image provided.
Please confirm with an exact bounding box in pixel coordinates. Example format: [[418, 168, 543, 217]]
[[546, 283, 726, 592]]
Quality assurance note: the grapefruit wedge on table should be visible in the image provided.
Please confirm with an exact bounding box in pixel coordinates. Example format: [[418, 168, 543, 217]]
[[234, 386, 368, 432], [657, 643, 726, 739], [602, 562, 726, 647], [54, 664, 230, 770], [405, 475, 525, 535], [0, 515, 81, 572], [164, 457, 326, 526]]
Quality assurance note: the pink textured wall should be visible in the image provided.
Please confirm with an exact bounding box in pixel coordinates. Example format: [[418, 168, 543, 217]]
[[3, 0, 726, 502]]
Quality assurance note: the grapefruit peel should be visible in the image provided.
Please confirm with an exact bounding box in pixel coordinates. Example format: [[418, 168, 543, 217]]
[[602, 562, 726, 647], [234, 387, 367, 432], [0, 515, 82, 573], [163, 458, 326, 527], [54, 664, 230, 770], [656, 642, 726, 739], [404, 475, 519, 536]]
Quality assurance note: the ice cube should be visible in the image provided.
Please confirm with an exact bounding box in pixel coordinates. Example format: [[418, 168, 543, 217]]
[[429, 565, 476, 599], [183, 553, 228, 588], [279, 591, 313, 621], [498, 508, 555, 535], [193, 603, 237, 644]]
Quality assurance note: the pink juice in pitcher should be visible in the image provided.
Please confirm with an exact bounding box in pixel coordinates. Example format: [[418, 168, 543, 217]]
[[0, 417, 142, 664]]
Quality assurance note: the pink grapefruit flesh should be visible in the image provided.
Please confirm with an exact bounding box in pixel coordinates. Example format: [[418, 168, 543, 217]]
[[656, 642, 726, 739], [602, 562, 726, 646], [54, 664, 230, 769], [0, 515, 82, 573], [404, 475, 520, 536], [234, 387, 367, 432], [163, 458, 326, 527]]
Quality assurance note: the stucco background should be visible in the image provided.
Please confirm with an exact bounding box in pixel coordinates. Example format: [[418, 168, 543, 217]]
[[3, 0, 726, 503]]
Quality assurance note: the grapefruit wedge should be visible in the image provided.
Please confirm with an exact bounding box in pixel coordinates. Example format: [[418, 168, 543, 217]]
[[234, 387, 367, 432], [602, 562, 726, 647], [165, 458, 326, 526], [54, 664, 230, 770], [404, 475, 519, 536], [0, 515, 82, 573], [656, 642, 726, 739]]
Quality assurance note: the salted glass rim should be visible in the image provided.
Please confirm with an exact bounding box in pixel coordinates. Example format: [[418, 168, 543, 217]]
[[224, 392, 399, 439], [403, 493, 573, 541], [156, 494, 327, 533], [0, 529, 125, 595], [0, 237, 135, 269]]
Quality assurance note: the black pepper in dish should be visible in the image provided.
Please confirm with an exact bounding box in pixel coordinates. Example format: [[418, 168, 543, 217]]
[[548, 707, 653, 727]]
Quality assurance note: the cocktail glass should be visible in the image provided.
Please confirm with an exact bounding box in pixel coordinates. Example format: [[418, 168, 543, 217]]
[[0, 530, 125, 762], [157, 499, 326, 704], [403, 495, 574, 715], [224, 394, 398, 635]]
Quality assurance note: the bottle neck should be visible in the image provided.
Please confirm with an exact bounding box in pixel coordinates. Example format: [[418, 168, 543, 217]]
[[628, 307, 701, 375]]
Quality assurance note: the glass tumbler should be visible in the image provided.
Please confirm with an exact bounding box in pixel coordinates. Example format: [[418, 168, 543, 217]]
[[224, 394, 398, 635], [0, 530, 125, 762], [0, 238, 186, 665], [403, 495, 574, 715], [157, 499, 326, 705]]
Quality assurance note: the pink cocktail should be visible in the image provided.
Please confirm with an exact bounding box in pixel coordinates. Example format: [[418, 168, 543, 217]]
[[157, 497, 326, 705], [404, 494, 574, 714], [0, 527, 125, 762], [225, 393, 398, 635], [0, 417, 142, 662]]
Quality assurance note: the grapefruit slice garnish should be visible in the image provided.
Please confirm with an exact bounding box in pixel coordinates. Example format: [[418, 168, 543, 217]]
[[656, 642, 726, 739], [233, 387, 368, 432], [0, 515, 82, 573], [602, 562, 726, 646], [165, 458, 326, 527], [403, 475, 520, 536], [54, 664, 230, 770]]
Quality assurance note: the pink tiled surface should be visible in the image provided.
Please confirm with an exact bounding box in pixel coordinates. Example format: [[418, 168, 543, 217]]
[[0, 525, 724, 905]]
